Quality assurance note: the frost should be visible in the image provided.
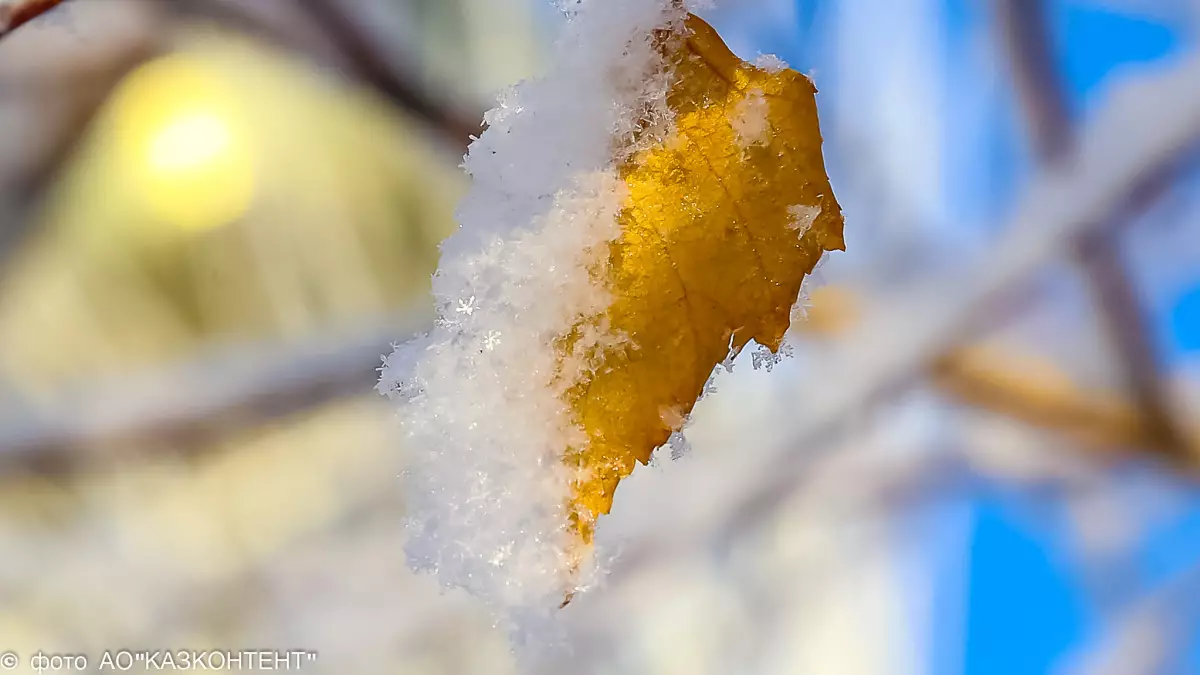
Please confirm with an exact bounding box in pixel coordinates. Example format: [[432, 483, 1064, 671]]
[[454, 295, 477, 316], [667, 430, 692, 461], [698, 369, 721, 400], [787, 204, 821, 237], [789, 288, 814, 326], [750, 342, 793, 372], [377, 0, 691, 639], [754, 53, 789, 74], [732, 88, 771, 146]]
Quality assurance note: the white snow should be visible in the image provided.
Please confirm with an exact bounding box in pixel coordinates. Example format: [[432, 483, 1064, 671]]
[[732, 88, 771, 145], [378, 0, 691, 639], [787, 203, 822, 237], [753, 53, 789, 74]]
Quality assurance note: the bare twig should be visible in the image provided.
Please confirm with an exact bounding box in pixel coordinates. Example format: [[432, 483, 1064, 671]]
[[798, 288, 1199, 458], [0, 0, 162, 272], [0, 310, 431, 472], [293, 0, 483, 148], [0, 0, 65, 38], [1066, 560, 1200, 675], [935, 346, 1199, 457], [166, 0, 483, 151], [994, 0, 1073, 161], [0, 0, 482, 270], [995, 0, 1188, 459]]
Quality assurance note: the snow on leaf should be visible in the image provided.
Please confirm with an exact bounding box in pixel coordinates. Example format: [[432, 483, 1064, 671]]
[[559, 13, 844, 572]]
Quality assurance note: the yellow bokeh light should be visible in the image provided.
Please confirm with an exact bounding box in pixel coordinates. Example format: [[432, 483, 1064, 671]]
[[104, 53, 256, 233], [147, 113, 232, 173]]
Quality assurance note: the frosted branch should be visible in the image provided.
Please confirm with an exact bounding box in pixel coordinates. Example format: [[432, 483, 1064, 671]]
[[996, 0, 1189, 459], [0, 312, 431, 471]]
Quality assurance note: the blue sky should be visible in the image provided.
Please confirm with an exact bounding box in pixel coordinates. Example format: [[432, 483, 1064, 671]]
[[698, 1, 1200, 673]]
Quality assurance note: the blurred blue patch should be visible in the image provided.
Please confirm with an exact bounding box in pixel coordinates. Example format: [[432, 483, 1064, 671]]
[[1190, 627, 1200, 673], [1138, 488, 1200, 586], [1048, 2, 1182, 109], [958, 475, 1200, 675], [1171, 284, 1200, 353], [963, 496, 1091, 675], [699, 0, 827, 79]]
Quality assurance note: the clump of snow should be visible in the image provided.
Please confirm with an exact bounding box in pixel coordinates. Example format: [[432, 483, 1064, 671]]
[[732, 88, 771, 145], [378, 0, 692, 638], [754, 53, 789, 74], [787, 204, 822, 237]]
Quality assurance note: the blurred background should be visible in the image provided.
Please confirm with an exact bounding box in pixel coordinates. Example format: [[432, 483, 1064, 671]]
[[0, 0, 1197, 673]]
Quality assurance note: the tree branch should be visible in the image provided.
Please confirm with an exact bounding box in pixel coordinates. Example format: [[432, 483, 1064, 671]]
[[995, 0, 1188, 458], [0, 0, 162, 273], [167, 0, 484, 151], [0, 0, 483, 273], [293, 0, 484, 149], [0, 0, 65, 39], [1066, 559, 1200, 675], [0, 311, 431, 473], [797, 288, 1199, 459], [935, 345, 1198, 458]]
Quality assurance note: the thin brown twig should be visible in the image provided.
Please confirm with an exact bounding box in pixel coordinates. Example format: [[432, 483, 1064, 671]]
[[995, 0, 1188, 459], [168, 0, 483, 152], [994, 0, 1073, 161], [0, 1, 162, 273], [0, 0, 65, 38], [293, 0, 483, 149], [0, 0, 482, 272], [935, 345, 1199, 458], [798, 287, 1199, 459]]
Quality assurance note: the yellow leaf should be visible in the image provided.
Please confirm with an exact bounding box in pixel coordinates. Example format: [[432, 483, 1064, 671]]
[[560, 15, 845, 561]]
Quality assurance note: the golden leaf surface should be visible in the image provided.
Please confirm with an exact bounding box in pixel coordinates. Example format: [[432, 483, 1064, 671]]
[[560, 15, 845, 551]]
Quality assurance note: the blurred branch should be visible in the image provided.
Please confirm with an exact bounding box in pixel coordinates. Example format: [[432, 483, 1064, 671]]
[[0, 0, 482, 470], [0, 1, 162, 272], [13, 297, 1187, 478], [995, 0, 1188, 459], [1, 0, 483, 274], [0, 311, 431, 473], [994, 0, 1072, 161], [293, 0, 484, 147], [1069, 559, 1200, 675], [935, 346, 1198, 457], [2, 49, 159, 202], [799, 289, 1199, 458], [0, 0, 65, 38], [169, 0, 483, 151]]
